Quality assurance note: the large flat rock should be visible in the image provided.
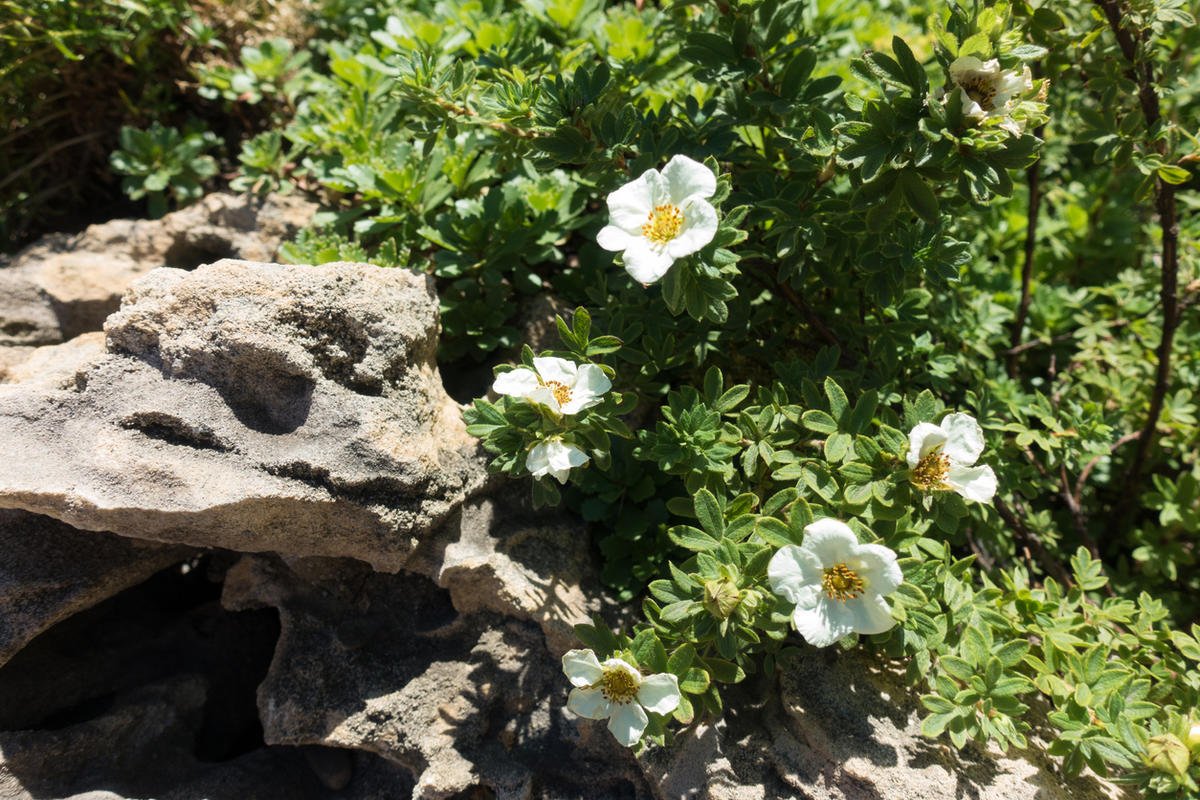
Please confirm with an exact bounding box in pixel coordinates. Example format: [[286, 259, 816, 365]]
[[0, 259, 487, 571]]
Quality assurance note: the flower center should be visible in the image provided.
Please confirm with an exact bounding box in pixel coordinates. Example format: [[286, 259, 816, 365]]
[[822, 563, 865, 602], [911, 448, 951, 490], [597, 666, 639, 705], [545, 379, 573, 407], [960, 77, 1000, 111], [641, 203, 684, 244]]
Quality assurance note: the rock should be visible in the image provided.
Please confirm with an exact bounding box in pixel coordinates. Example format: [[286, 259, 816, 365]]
[[221, 554, 645, 800], [0, 259, 487, 570], [409, 496, 603, 655], [0, 509, 190, 668], [0, 676, 326, 800], [639, 648, 1122, 800], [0, 193, 316, 346], [0, 332, 105, 388]]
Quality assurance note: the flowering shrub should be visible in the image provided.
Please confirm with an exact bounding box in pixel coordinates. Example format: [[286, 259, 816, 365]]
[[204, 0, 1200, 793]]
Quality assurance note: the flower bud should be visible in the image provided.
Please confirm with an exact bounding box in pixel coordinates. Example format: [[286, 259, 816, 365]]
[[1146, 733, 1190, 776], [1189, 723, 1200, 752], [703, 577, 742, 620]]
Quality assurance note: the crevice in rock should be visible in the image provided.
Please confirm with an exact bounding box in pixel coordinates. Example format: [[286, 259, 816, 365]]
[[262, 461, 432, 509], [163, 236, 236, 270], [120, 411, 234, 452], [0, 554, 280, 768]]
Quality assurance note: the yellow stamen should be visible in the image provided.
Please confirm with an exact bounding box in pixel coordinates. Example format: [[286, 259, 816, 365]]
[[596, 666, 639, 705], [641, 203, 684, 244], [910, 447, 951, 491], [822, 563, 865, 602], [546, 379, 572, 407]]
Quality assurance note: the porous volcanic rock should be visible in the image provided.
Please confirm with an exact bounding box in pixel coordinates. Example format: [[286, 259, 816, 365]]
[[0, 192, 316, 346], [0, 509, 190, 667], [0, 259, 487, 571]]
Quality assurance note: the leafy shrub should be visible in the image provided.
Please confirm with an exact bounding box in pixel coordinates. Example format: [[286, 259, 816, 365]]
[[109, 122, 219, 218], [100, 0, 1200, 793]]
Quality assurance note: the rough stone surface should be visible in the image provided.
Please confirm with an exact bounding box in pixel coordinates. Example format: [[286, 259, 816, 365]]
[[0, 192, 316, 346], [0, 331, 104, 388], [409, 496, 602, 655], [0, 259, 487, 570], [221, 554, 645, 800], [640, 648, 1124, 800], [0, 509, 190, 668]]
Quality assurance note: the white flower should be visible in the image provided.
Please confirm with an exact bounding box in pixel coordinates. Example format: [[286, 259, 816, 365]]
[[492, 356, 611, 416], [1189, 723, 1200, 750], [562, 649, 681, 747], [767, 518, 903, 648], [596, 154, 719, 284], [527, 438, 589, 483], [906, 412, 998, 504], [948, 56, 1033, 129]]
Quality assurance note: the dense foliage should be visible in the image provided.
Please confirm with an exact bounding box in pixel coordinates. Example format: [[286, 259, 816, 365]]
[[13, 0, 1200, 793]]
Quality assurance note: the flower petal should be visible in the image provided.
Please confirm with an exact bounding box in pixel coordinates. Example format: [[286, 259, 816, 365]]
[[849, 543, 903, 596], [636, 673, 681, 715], [802, 518, 858, 567], [567, 686, 611, 720], [665, 198, 718, 260], [958, 88, 986, 121], [661, 154, 716, 204], [947, 464, 997, 504], [940, 412, 985, 466], [526, 385, 560, 413], [575, 363, 612, 398], [948, 55, 985, 81], [526, 441, 554, 478], [533, 356, 577, 386], [562, 649, 604, 687], [492, 367, 540, 399], [597, 225, 636, 252], [792, 597, 855, 648], [606, 172, 655, 229], [560, 364, 611, 414], [548, 440, 589, 471], [849, 593, 896, 636], [621, 240, 675, 284], [768, 544, 823, 605], [607, 701, 649, 747], [906, 422, 947, 468]]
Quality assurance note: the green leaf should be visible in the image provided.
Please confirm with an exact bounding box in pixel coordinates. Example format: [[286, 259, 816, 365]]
[[824, 377, 849, 421], [574, 621, 620, 656], [1157, 165, 1192, 185], [680, 667, 711, 694], [694, 489, 725, 538], [668, 525, 721, 551], [898, 169, 939, 223], [631, 629, 668, 672], [668, 643, 696, 674], [802, 410, 838, 434], [756, 516, 795, 547], [702, 657, 746, 684], [922, 694, 955, 714]]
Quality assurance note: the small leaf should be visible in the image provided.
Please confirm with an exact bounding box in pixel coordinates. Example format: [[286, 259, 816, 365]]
[[694, 489, 725, 538]]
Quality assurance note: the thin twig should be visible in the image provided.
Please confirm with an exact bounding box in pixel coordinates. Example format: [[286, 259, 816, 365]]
[[1074, 431, 1141, 507], [994, 497, 1074, 587], [1008, 64, 1045, 378], [1091, 0, 1181, 500], [747, 263, 843, 350]]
